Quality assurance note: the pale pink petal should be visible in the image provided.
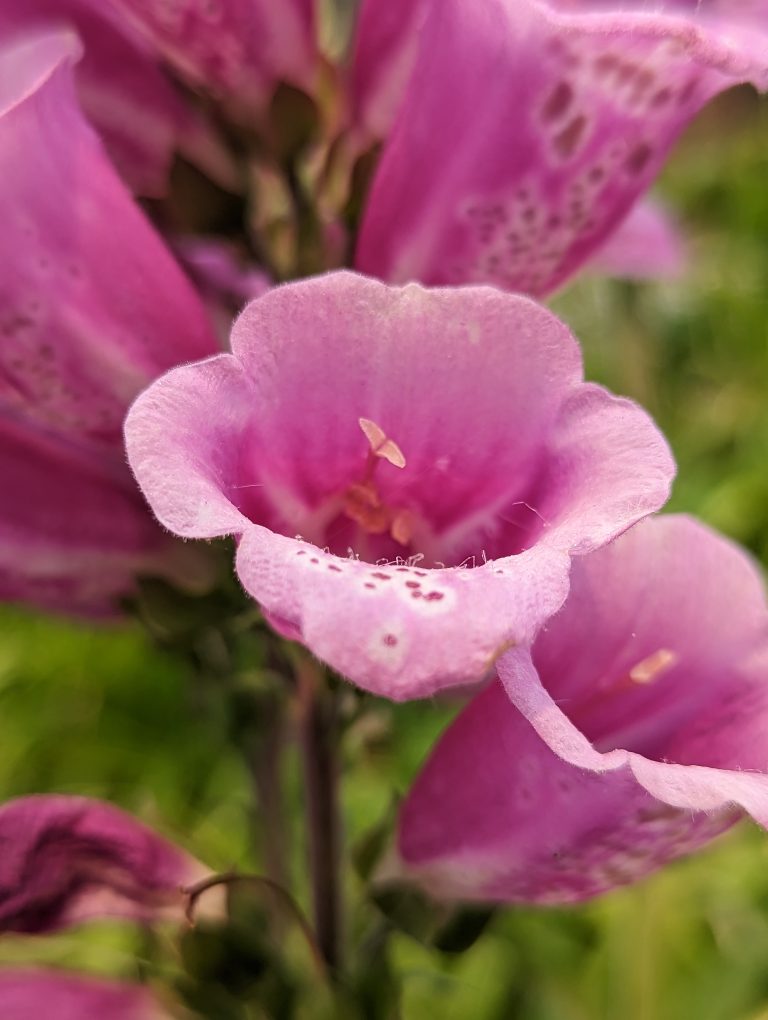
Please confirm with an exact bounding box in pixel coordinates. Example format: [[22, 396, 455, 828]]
[[588, 198, 686, 279], [400, 515, 768, 901], [126, 272, 673, 699], [112, 0, 318, 111], [0, 795, 211, 933], [0, 29, 217, 454], [356, 0, 768, 295], [0, 972, 166, 1019]]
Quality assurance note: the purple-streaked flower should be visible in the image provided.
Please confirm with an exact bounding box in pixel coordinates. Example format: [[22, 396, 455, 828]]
[[125, 271, 674, 700], [0, 29, 219, 614], [0, 795, 214, 933], [354, 0, 768, 296], [0, 972, 167, 1020], [399, 514, 768, 902]]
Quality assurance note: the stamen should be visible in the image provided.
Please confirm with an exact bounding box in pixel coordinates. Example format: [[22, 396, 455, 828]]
[[629, 649, 678, 685], [359, 418, 406, 469]]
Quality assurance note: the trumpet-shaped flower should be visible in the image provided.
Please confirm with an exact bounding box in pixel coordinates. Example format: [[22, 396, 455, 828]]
[[126, 271, 674, 700], [0, 29, 218, 613], [355, 0, 768, 295], [399, 515, 768, 902]]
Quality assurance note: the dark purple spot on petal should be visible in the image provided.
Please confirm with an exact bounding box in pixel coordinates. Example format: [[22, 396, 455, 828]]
[[328, 564, 342, 572], [424, 591, 445, 602], [554, 115, 586, 159], [625, 143, 652, 176], [405, 581, 421, 589], [372, 572, 391, 580], [542, 81, 573, 122], [365, 582, 376, 589], [382, 634, 398, 647]]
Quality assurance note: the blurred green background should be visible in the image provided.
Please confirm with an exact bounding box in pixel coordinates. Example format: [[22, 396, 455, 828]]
[[0, 90, 767, 1019]]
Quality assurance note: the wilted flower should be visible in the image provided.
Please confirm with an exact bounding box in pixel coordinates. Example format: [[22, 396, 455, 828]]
[[0, 29, 219, 614], [125, 271, 674, 699], [0, 794, 214, 933], [354, 0, 768, 295], [399, 515, 768, 902]]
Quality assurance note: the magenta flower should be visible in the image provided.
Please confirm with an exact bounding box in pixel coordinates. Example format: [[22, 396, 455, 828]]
[[0, 972, 166, 1020], [0, 795, 214, 933], [354, 0, 768, 296], [125, 271, 674, 699], [399, 515, 768, 902], [0, 29, 219, 614]]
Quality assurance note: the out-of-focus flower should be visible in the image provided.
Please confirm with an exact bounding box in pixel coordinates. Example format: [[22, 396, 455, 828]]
[[0, 794, 215, 933], [0, 0, 194, 196], [111, 0, 318, 117], [0, 972, 167, 1020], [0, 29, 219, 614], [587, 198, 686, 280], [125, 271, 674, 700], [354, 0, 768, 295], [399, 515, 768, 902]]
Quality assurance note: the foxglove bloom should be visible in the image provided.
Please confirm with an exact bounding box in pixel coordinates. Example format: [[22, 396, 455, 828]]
[[399, 515, 768, 902], [0, 795, 214, 933], [0, 972, 166, 1020], [0, 29, 219, 614], [126, 272, 673, 700], [355, 0, 768, 295]]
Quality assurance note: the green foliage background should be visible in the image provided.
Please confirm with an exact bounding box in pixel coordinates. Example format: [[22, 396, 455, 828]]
[[0, 90, 767, 1019]]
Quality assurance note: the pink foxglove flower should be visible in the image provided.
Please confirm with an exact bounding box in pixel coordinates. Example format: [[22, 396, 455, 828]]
[[399, 515, 768, 902], [0, 29, 218, 614], [355, 0, 768, 296], [0, 972, 167, 1020], [125, 271, 674, 700], [0, 795, 214, 933]]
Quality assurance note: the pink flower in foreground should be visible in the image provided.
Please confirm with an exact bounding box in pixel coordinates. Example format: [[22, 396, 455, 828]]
[[0, 795, 213, 933], [0, 30, 219, 614], [399, 515, 768, 902], [0, 972, 166, 1020], [355, 0, 768, 296], [125, 271, 674, 700]]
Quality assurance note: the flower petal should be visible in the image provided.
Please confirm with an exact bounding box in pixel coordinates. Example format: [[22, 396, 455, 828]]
[[587, 198, 686, 279], [0, 419, 201, 616], [0, 795, 211, 933], [111, 0, 317, 110], [356, 0, 768, 295], [347, 0, 426, 139], [0, 28, 217, 454], [0, 971, 166, 1019], [0, 1, 196, 196], [126, 272, 673, 699], [399, 515, 768, 901]]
